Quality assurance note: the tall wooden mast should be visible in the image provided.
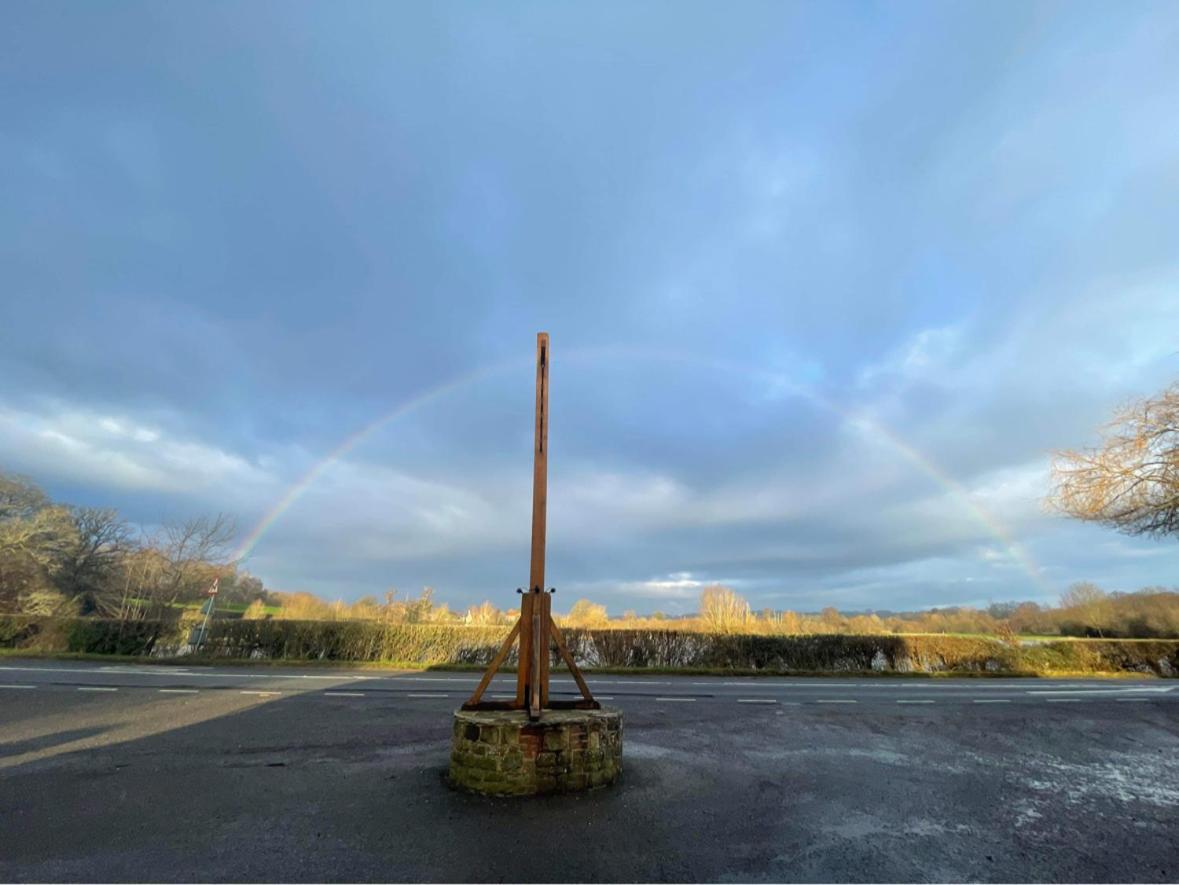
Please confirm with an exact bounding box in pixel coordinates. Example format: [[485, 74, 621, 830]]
[[463, 333, 597, 720]]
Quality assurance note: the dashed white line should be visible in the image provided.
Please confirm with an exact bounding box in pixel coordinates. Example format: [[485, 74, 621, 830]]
[[1028, 687, 1174, 696], [0, 665, 359, 682], [973, 699, 1011, 704], [1116, 698, 1151, 703], [1046, 698, 1081, 703], [240, 690, 280, 696], [737, 698, 778, 704], [324, 691, 366, 697], [0, 684, 35, 689], [77, 686, 118, 692], [655, 696, 696, 702], [158, 688, 198, 694], [816, 699, 856, 704], [896, 700, 935, 704]]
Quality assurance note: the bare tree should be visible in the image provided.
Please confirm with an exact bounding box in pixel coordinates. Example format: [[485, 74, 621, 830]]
[[56, 507, 133, 614], [1059, 581, 1110, 637], [464, 600, 503, 626], [563, 598, 608, 628], [1050, 383, 1179, 539], [156, 513, 236, 605], [698, 585, 750, 633]]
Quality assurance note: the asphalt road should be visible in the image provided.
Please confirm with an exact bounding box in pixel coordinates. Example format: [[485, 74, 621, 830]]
[[1, 658, 1177, 882]]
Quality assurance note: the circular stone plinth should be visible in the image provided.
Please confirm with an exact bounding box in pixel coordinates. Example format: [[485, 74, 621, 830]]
[[449, 707, 623, 796]]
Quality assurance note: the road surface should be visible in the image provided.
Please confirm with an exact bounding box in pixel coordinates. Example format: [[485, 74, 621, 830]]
[[1, 658, 1176, 882]]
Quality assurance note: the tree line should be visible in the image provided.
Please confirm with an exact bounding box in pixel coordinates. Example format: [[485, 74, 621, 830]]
[[243, 583, 1179, 639], [0, 471, 266, 618]]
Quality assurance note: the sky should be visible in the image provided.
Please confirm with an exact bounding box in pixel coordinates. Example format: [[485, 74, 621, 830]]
[[2, 1, 1178, 614]]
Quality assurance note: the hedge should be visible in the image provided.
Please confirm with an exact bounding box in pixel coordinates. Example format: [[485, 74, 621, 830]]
[[0, 615, 182, 656], [1, 615, 1176, 676]]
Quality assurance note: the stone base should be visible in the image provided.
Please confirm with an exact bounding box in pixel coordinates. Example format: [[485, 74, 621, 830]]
[[449, 707, 623, 796]]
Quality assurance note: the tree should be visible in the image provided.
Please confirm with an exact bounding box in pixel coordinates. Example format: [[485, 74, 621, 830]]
[[698, 585, 750, 633], [1051, 383, 1179, 539], [154, 514, 236, 605], [56, 507, 132, 614], [779, 610, 803, 634], [350, 595, 382, 620], [564, 598, 608, 628], [817, 606, 844, 633], [1059, 581, 1110, 637], [0, 472, 77, 612], [275, 591, 332, 620], [465, 600, 502, 626], [404, 587, 435, 623]]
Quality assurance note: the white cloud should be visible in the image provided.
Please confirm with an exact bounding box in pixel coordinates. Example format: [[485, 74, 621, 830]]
[[857, 323, 966, 389], [617, 571, 708, 600], [0, 400, 271, 497]]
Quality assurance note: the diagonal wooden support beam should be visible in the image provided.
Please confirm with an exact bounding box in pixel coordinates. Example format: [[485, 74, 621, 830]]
[[550, 619, 597, 706], [462, 619, 521, 709]]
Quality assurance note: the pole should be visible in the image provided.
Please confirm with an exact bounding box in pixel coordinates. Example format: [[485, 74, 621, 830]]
[[195, 576, 218, 654], [528, 333, 549, 719]]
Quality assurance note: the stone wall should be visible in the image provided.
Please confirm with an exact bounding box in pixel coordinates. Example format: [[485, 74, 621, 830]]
[[449, 708, 623, 796]]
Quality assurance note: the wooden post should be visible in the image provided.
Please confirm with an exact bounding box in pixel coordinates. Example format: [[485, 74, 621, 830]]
[[530, 333, 549, 600], [528, 332, 550, 720], [464, 332, 597, 715]]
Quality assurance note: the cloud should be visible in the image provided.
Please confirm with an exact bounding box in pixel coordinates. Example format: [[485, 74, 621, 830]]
[[3, 3, 1179, 611], [857, 324, 967, 389], [0, 401, 272, 498]]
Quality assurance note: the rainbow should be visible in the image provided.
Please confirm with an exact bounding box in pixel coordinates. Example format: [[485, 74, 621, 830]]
[[232, 345, 1050, 597], [563, 346, 1050, 596], [231, 354, 528, 562]]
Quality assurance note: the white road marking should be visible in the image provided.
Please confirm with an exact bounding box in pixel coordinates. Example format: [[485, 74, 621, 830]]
[[239, 690, 280, 696], [1046, 698, 1081, 703], [973, 699, 1011, 704], [324, 691, 366, 697], [1116, 698, 1151, 702], [0, 665, 357, 681], [1028, 687, 1174, 696], [655, 697, 696, 702], [596, 696, 614, 700], [816, 699, 856, 704], [158, 688, 198, 694], [407, 693, 449, 699], [0, 684, 35, 689], [896, 700, 935, 704], [738, 698, 777, 704], [77, 686, 117, 692]]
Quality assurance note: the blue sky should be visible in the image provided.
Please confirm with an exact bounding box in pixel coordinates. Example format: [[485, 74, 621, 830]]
[[2, 1, 1178, 613]]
